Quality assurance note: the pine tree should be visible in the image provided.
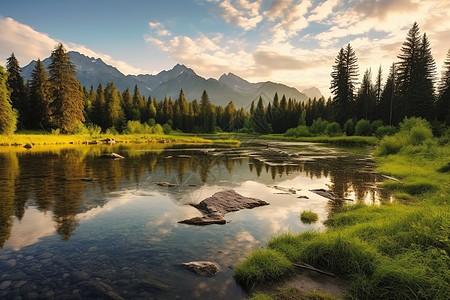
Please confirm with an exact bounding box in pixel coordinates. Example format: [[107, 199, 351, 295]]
[[223, 101, 236, 132], [121, 88, 133, 120], [437, 49, 450, 125], [48, 43, 84, 133], [29, 59, 51, 129], [375, 65, 383, 119], [356, 69, 376, 120], [330, 44, 359, 126], [6, 53, 29, 129], [104, 82, 123, 129], [90, 84, 106, 129], [395, 22, 437, 122], [252, 96, 270, 134], [379, 63, 397, 125], [0, 66, 17, 134], [200, 90, 215, 133]]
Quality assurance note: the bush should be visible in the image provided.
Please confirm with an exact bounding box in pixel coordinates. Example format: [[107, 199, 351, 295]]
[[376, 136, 404, 156], [370, 120, 383, 134], [152, 124, 164, 135], [162, 123, 172, 134], [343, 119, 355, 136], [355, 119, 372, 136], [399, 117, 431, 133], [375, 125, 397, 138], [408, 126, 432, 146], [234, 248, 294, 289], [300, 211, 319, 223], [285, 125, 311, 137], [310, 118, 329, 135], [324, 122, 342, 137]]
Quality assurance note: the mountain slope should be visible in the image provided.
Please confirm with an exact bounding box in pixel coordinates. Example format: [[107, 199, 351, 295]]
[[21, 51, 321, 106]]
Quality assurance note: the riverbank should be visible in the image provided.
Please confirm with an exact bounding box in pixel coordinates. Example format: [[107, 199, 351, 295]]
[[260, 134, 379, 146], [235, 119, 450, 299], [0, 132, 240, 147]]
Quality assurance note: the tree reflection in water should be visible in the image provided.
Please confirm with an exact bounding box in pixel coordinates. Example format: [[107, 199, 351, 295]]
[[0, 142, 388, 246]]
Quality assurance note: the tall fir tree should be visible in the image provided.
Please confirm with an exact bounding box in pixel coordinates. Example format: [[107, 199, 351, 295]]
[[330, 43, 359, 126], [379, 63, 397, 125], [252, 96, 270, 134], [0, 66, 17, 134], [104, 82, 123, 129], [200, 90, 215, 133], [48, 43, 84, 132], [90, 84, 106, 129], [436, 49, 450, 125], [29, 59, 51, 129], [223, 101, 236, 131], [6, 53, 29, 129], [356, 69, 376, 120]]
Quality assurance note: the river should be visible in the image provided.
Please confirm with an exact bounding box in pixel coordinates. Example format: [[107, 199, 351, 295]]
[[0, 141, 390, 299]]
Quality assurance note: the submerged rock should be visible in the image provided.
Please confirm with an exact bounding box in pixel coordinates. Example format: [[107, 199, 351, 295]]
[[181, 261, 220, 276], [310, 189, 336, 200], [101, 153, 124, 160], [179, 190, 269, 225], [179, 213, 226, 225], [23, 143, 33, 149], [154, 181, 178, 187]]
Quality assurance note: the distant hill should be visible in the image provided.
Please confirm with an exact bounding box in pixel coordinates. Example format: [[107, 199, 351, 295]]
[[22, 51, 321, 107]]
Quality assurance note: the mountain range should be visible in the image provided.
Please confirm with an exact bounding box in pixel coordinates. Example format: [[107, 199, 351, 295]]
[[21, 51, 321, 107]]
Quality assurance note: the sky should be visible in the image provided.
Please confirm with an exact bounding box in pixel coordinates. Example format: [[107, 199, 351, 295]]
[[1, 0, 449, 98]]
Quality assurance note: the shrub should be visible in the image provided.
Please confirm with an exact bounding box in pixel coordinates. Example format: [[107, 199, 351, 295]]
[[375, 125, 397, 138], [343, 119, 355, 136], [300, 211, 319, 223], [147, 118, 156, 127], [399, 117, 431, 133], [310, 118, 329, 135], [376, 136, 404, 156], [285, 125, 311, 137], [152, 124, 164, 135], [408, 126, 432, 146], [324, 122, 342, 137], [162, 123, 172, 134], [86, 124, 102, 137], [370, 120, 383, 134], [355, 119, 372, 136], [234, 248, 294, 289]]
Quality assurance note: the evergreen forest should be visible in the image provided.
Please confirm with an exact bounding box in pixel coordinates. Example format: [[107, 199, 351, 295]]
[[1, 22, 449, 137]]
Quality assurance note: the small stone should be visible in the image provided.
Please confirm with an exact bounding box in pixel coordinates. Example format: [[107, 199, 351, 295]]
[[297, 195, 309, 199], [6, 259, 16, 268], [23, 143, 32, 149], [15, 280, 27, 289], [88, 246, 98, 253], [0, 255, 8, 260], [25, 256, 34, 261], [40, 252, 53, 259], [0, 281, 11, 289], [24, 292, 39, 300]]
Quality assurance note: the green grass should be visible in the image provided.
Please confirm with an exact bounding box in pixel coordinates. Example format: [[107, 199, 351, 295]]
[[300, 210, 319, 223], [234, 119, 450, 298], [233, 248, 294, 290], [0, 132, 240, 147], [250, 288, 337, 300], [260, 134, 379, 146]]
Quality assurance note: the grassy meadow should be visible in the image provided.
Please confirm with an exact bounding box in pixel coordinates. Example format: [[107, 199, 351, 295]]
[[235, 118, 450, 299]]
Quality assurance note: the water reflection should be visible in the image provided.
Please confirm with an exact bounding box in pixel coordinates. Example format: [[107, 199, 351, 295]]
[[0, 142, 387, 247]]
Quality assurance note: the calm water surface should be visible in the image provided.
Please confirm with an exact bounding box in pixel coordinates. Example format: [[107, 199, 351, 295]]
[[0, 141, 389, 299]]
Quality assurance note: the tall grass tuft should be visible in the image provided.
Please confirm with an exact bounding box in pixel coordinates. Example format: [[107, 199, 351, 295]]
[[234, 248, 294, 289]]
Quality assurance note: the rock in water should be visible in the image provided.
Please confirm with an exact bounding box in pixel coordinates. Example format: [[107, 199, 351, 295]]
[[193, 190, 269, 215], [23, 143, 32, 149], [101, 153, 124, 160], [310, 189, 336, 200], [181, 261, 220, 276], [154, 181, 178, 187], [179, 190, 269, 225]]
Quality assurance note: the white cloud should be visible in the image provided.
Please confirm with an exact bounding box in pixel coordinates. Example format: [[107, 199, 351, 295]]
[[308, 0, 340, 22], [0, 16, 148, 75], [217, 0, 263, 30]]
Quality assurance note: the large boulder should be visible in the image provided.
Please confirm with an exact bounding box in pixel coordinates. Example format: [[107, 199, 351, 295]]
[[179, 190, 269, 225]]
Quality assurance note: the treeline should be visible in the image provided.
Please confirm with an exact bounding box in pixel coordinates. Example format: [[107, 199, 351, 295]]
[[1, 22, 449, 136]]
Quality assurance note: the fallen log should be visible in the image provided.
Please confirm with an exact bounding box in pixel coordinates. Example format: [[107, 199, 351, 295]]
[[293, 262, 337, 278]]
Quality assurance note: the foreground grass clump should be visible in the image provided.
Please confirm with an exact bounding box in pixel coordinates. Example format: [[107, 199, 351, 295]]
[[235, 118, 450, 298], [300, 210, 319, 223], [233, 249, 294, 289], [250, 287, 337, 300]]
